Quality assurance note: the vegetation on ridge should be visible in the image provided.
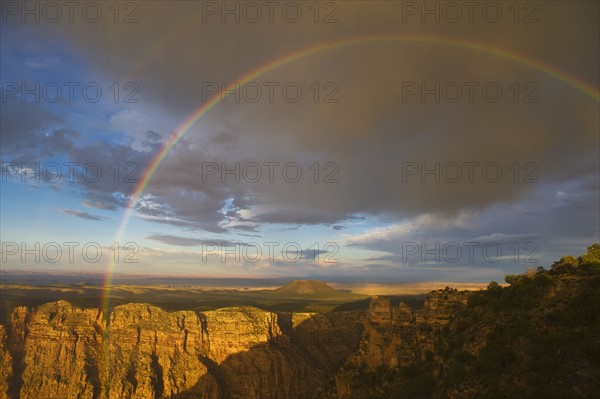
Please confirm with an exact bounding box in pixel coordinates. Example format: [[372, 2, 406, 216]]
[[337, 244, 600, 398]]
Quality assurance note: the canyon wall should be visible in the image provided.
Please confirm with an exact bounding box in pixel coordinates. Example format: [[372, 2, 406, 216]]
[[0, 301, 367, 398], [332, 289, 468, 398], [0, 291, 467, 398]]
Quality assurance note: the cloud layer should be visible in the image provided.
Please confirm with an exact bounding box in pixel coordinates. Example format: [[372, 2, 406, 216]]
[[1, 1, 598, 277]]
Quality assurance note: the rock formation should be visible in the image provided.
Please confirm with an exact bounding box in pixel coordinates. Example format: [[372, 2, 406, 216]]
[[0, 300, 368, 398], [5, 263, 594, 397], [347, 289, 468, 369], [332, 289, 469, 398]]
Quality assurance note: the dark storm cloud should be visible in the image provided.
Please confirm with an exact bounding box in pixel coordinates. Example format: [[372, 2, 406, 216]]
[[3, 1, 598, 231], [346, 175, 599, 269], [228, 224, 260, 232], [59, 208, 107, 221], [249, 210, 348, 225], [300, 248, 331, 261], [0, 95, 68, 157], [80, 198, 122, 211], [143, 218, 224, 232], [141, 130, 163, 151], [0, 99, 154, 213], [2, 121, 147, 215], [126, 1, 596, 226], [145, 234, 241, 247], [145, 130, 162, 142]]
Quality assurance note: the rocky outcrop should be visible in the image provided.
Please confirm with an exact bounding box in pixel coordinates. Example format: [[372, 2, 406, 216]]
[[203, 307, 281, 364], [185, 309, 365, 399], [0, 302, 366, 399], [0, 325, 12, 399], [18, 301, 102, 399], [344, 289, 468, 371], [104, 303, 213, 398], [332, 289, 469, 398], [3, 274, 590, 398], [0, 289, 471, 398]]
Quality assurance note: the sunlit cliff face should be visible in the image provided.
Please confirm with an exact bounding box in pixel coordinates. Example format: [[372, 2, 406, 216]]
[[0, 284, 467, 398]]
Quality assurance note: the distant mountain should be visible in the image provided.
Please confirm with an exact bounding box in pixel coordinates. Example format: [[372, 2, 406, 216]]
[[273, 279, 341, 297]]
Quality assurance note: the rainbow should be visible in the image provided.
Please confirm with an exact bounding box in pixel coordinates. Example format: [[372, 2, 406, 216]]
[[102, 33, 599, 317]]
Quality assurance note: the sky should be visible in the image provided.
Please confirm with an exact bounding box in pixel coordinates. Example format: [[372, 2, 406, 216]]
[[0, 1, 598, 282]]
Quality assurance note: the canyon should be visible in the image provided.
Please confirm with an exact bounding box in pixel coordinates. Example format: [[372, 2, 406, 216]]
[[0, 283, 463, 399], [1, 272, 598, 398]]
